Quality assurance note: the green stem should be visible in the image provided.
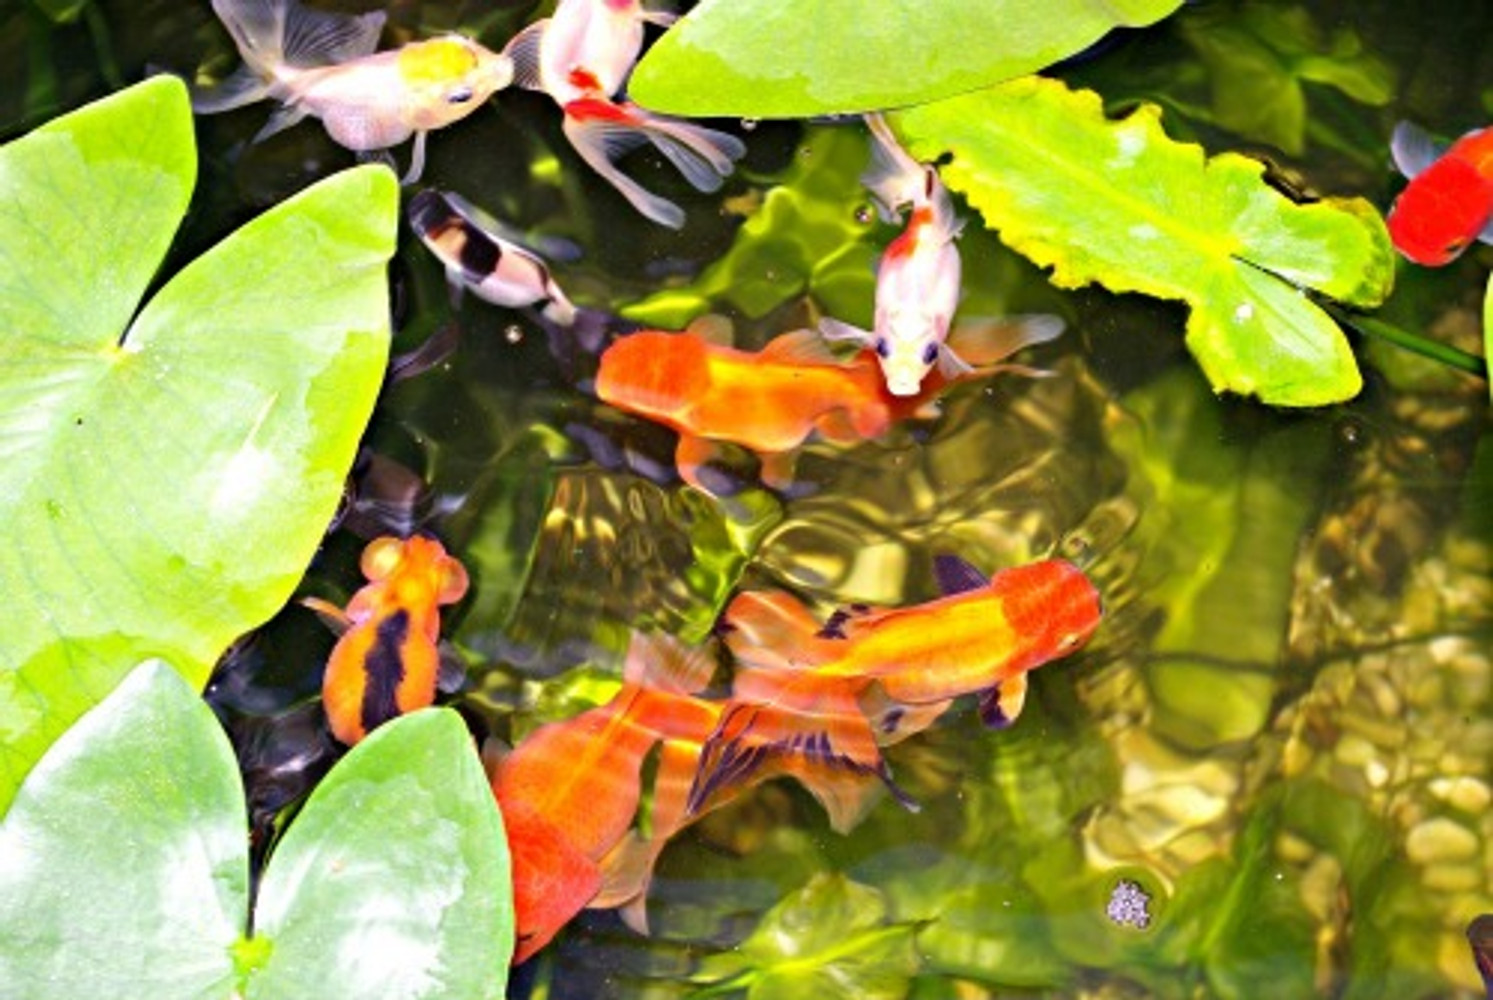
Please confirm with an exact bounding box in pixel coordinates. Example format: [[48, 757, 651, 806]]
[[1330, 308, 1488, 380]]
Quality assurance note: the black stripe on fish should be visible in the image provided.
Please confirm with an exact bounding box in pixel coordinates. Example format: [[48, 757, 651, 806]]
[[361, 608, 410, 735]]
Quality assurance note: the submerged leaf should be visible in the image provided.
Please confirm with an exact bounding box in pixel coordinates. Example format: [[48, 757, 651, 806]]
[[893, 76, 1395, 406], [0, 662, 247, 998], [629, 0, 1185, 117], [0, 77, 396, 812]]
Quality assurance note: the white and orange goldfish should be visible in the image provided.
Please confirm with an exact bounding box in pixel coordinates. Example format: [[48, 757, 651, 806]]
[[820, 114, 1050, 396], [503, 0, 746, 228], [192, 0, 513, 183]]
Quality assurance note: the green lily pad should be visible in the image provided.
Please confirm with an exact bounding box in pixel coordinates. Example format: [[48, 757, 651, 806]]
[[0, 77, 396, 813], [628, 0, 1185, 117], [692, 873, 921, 999], [893, 76, 1396, 406], [0, 661, 513, 999]]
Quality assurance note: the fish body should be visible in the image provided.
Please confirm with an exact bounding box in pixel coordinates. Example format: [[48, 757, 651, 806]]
[[195, 0, 513, 182], [504, 0, 745, 227], [594, 326, 893, 494], [821, 114, 968, 396], [696, 557, 1102, 811], [1388, 120, 1493, 266], [408, 188, 577, 325], [305, 535, 469, 746]]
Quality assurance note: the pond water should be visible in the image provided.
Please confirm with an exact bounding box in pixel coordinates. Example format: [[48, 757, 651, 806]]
[[7, 0, 1493, 997]]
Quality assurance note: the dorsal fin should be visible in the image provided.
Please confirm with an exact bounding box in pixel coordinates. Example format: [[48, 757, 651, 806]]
[[683, 313, 735, 346], [977, 673, 1029, 729], [933, 554, 989, 595], [502, 20, 548, 91], [1390, 120, 1443, 180], [758, 327, 844, 366], [281, 5, 385, 69]]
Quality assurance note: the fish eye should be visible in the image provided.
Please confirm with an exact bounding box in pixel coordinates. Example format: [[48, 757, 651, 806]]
[[921, 342, 938, 365], [446, 87, 475, 104], [874, 338, 890, 359]]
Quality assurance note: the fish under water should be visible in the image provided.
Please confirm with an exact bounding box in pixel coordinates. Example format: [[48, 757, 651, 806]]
[[818, 113, 1050, 396], [594, 316, 1065, 497], [502, 0, 746, 228], [1388, 120, 1493, 266], [303, 535, 469, 746], [490, 555, 1102, 963], [191, 0, 513, 183]]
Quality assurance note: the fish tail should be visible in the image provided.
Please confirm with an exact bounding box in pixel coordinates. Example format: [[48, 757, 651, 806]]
[[620, 631, 718, 695], [562, 98, 745, 228], [861, 112, 926, 221]]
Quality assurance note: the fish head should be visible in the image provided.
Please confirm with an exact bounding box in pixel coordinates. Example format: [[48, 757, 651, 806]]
[[398, 36, 515, 127], [991, 559, 1103, 669], [1387, 156, 1493, 266], [872, 312, 943, 397], [498, 800, 603, 964], [358, 535, 469, 609]]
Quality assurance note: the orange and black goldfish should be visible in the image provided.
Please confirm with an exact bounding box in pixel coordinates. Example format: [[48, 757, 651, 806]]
[[303, 535, 469, 746], [503, 0, 745, 227], [692, 556, 1103, 813], [408, 188, 578, 326], [193, 0, 513, 183], [1389, 120, 1493, 266]]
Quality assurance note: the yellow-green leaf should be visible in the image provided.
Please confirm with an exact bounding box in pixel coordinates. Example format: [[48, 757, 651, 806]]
[[893, 76, 1395, 406]]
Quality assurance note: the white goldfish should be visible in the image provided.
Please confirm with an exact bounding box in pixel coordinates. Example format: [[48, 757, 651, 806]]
[[192, 0, 513, 183], [820, 114, 1031, 397], [504, 0, 746, 228]]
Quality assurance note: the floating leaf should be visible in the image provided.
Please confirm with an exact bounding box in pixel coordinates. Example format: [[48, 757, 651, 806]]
[[0, 662, 513, 999], [248, 708, 513, 999], [0, 661, 246, 997], [893, 76, 1395, 405], [692, 873, 921, 1000], [0, 77, 396, 812], [629, 0, 1185, 117], [1485, 272, 1493, 403]]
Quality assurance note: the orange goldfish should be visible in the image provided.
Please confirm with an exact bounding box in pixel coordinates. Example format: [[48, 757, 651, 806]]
[[192, 0, 513, 183], [594, 319, 1064, 496], [1388, 120, 1493, 266], [692, 556, 1103, 813], [491, 632, 885, 963], [503, 0, 745, 227], [303, 535, 470, 746]]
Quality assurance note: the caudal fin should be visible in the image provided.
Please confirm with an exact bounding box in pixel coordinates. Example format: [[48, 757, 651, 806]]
[[562, 98, 745, 228]]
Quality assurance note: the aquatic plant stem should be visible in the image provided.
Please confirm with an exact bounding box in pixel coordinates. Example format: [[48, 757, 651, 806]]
[[1328, 307, 1488, 380]]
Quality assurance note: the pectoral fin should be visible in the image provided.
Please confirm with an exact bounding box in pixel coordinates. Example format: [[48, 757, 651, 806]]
[[978, 673, 1028, 729]]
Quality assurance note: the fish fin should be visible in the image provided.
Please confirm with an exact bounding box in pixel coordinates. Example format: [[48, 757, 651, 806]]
[[1480, 215, 1493, 247], [933, 554, 989, 596], [502, 20, 548, 91], [479, 735, 510, 784], [687, 699, 908, 824], [252, 103, 311, 143], [758, 327, 844, 366], [758, 451, 799, 491], [935, 343, 974, 380], [562, 102, 687, 228], [947, 314, 1066, 366], [857, 685, 952, 746], [861, 113, 924, 221], [674, 434, 725, 496], [1467, 913, 1493, 992], [1390, 120, 1443, 180], [816, 603, 875, 640], [621, 632, 717, 695], [620, 103, 746, 192], [400, 130, 429, 186], [437, 189, 584, 262], [978, 673, 1028, 729], [684, 313, 735, 346], [818, 316, 875, 348], [591, 832, 653, 919], [189, 64, 271, 114], [388, 319, 464, 384], [722, 590, 835, 674], [210, 0, 290, 76], [435, 641, 467, 694], [637, 8, 679, 28], [279, 3, 385, 69], [300, 595, 352, 635]]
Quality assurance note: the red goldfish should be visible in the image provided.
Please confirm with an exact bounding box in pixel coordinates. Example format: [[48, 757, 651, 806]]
[[503, 0, 745, 227], [303, 536, 469, 746], [595, 319, 1063, 496], [1388, 120, 1493, 266], [692, 556, 1103, 814], [192, 0, 513, 183]]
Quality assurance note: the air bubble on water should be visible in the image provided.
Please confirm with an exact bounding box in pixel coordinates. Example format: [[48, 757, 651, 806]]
[[854, 205, 874, 224], [504, 325, 524, 344], [740, 118, 760, 131]]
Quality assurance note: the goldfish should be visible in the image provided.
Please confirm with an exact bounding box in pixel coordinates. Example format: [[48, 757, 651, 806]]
[[594, 317, 1064, 496], [408, 188, 578, 326], [503, 0, 746, 227], [491, 632, 889, 962], [303, 535, 470, 746], [1388, 120, 1493, 266], [691, 555, 1103, 814], [192, 0, 513, 183]]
